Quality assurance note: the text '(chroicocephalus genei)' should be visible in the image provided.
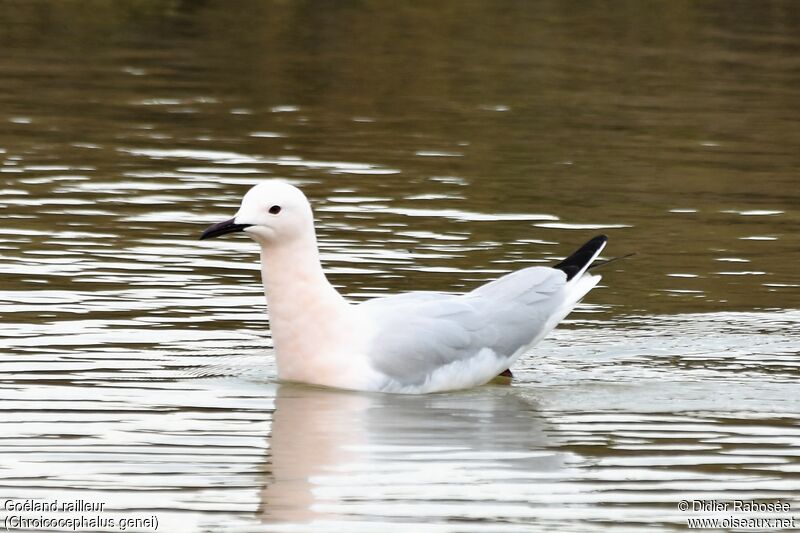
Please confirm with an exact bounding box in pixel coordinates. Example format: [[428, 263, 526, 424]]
[[200, 181, 609, 394]]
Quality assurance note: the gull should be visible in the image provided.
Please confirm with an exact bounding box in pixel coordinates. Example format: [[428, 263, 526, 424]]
[[200, 181, 609, 394]]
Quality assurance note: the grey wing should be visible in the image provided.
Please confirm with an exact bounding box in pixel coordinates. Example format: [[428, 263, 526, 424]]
[[359, 267, 567, 385]]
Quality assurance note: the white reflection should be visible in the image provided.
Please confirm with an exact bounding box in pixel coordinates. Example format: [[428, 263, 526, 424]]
[[258, 384, 563, 524]]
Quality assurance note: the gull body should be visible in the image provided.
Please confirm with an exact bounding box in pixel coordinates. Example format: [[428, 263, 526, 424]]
[[200, 181, 608, 394]]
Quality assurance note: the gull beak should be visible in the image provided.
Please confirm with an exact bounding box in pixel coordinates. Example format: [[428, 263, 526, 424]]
[[199, 218, 252, 240]]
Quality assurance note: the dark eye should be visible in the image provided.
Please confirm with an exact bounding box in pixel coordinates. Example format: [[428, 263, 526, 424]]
[[269, 205, 281, 215]]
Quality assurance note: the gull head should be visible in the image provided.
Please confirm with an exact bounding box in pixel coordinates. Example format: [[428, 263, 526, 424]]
[[200, 181, 314, 245]]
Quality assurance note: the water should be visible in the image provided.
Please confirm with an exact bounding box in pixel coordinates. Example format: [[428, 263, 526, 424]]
[[1, 1, 799, 531]]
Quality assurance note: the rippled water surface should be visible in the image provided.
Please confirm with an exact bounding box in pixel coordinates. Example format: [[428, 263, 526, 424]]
[[1, 2, 799, 531]]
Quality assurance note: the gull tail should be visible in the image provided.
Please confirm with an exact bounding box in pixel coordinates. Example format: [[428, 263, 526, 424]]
[[493, 235, 610, 382], [553, 234, 608, 281], [548, 234, 608, 329]]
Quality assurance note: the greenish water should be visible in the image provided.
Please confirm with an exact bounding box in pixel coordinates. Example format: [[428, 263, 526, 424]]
[[1, 1, 798, 531]]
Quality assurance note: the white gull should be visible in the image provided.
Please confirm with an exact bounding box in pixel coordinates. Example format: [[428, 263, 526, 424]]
[[200, 181, 608, 394]]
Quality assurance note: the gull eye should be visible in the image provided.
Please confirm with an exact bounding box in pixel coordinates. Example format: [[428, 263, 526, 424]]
[[269, 205, 282, 215]]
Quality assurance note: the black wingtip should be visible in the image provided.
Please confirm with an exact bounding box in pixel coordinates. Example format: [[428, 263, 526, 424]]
[[553, 234, 608, 280]]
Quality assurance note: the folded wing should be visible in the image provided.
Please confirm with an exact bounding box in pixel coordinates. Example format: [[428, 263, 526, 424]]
[[360, 266, 567, 386]]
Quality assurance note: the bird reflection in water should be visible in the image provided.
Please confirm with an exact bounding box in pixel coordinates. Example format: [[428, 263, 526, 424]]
[[258, 383, 570, 524]]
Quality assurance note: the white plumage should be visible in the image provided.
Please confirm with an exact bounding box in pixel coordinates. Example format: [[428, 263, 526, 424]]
[[200, 181, 607, 394]]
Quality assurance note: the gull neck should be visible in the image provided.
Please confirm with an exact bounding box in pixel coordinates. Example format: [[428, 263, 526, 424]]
[[257, 231, 350, 357]]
